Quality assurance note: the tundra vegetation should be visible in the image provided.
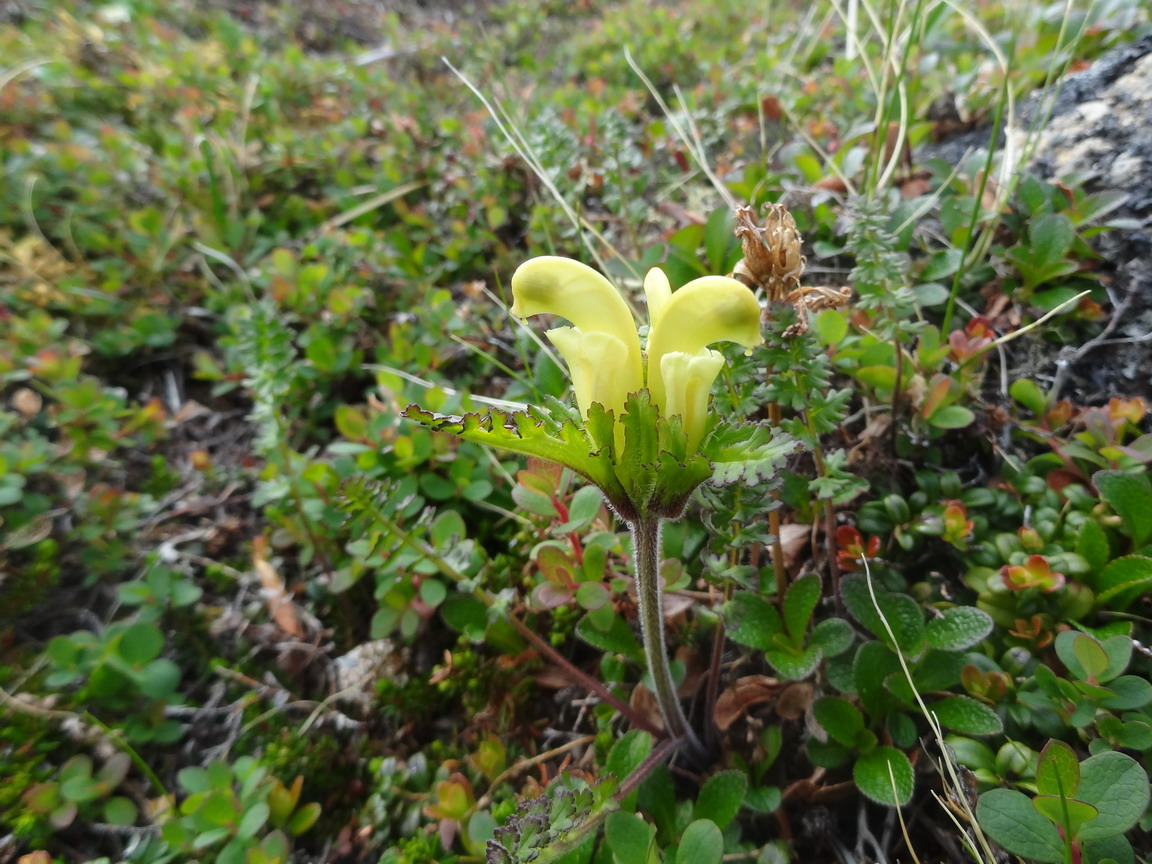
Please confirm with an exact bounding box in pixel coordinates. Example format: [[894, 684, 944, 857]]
[[1, 1, 1151, 863]]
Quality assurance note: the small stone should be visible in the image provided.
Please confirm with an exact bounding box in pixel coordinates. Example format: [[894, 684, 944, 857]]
[[11, 388, 42, 417]]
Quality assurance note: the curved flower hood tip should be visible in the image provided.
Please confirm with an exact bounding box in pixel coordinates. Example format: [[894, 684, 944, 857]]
[[510, 256, 763, 450]]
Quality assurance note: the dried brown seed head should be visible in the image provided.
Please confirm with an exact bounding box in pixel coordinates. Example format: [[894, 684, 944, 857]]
[[732, 203, 806, 301]]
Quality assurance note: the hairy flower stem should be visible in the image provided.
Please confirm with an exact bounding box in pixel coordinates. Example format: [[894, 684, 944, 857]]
[[632, 515, 709, 765]]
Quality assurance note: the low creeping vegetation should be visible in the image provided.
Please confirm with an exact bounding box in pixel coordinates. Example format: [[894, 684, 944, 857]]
[[1, 1, 1150, 863]]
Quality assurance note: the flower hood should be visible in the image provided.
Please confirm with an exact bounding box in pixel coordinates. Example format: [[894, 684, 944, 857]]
[[510, 256, 762, 450]]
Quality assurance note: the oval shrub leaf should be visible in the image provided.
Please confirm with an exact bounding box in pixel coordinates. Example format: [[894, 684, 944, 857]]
[[1094, 470, 1152, 546], [765, 644, 823, 681], [854, 746, 914, 806], [931, 696, 1003, 735], [676, 819, 723, 864], [924, 607, 993, 651], [724, 592, 783, 650], [976, 788, 1065, 863], [693, 770, 747, 830], [1077, 751, 1150, 840], [813, 697, 864, 747]]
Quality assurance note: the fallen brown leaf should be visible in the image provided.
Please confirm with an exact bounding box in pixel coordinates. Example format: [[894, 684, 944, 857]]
[[252, 539, 304, 638], [714, 675, 781, 731], [775, 682, 814, 720]]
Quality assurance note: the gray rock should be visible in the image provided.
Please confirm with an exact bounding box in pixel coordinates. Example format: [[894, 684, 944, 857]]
[[1015, 35, 1152, 402]]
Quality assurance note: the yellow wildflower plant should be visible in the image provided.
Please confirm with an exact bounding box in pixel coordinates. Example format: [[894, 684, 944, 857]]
[[405, 256, 794, 523], [404, 254, 796, 759]]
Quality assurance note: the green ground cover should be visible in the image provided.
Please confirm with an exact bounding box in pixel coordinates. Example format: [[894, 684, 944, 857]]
[[2, 0, 1151, 861]]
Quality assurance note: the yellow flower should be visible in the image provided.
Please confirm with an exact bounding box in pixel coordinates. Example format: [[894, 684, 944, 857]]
[[510, 256, 762, 450]]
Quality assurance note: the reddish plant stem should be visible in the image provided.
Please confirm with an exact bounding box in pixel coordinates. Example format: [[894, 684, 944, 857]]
[[506, 613, 662, 736]]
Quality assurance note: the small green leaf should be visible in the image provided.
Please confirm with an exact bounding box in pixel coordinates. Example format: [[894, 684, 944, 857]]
[[103, 796, 138, 826], [562, 484, 605, 531], [783, 574, 822, 644], [693, 770, 747, 830], [928, 405, 975, 429], [576, 612, 642, 660], [1028, 213, 1077, 265], [1077, 751, 1150, 840], [931, 696, 1003, 735], [1036, 740, 1080, 799], [814, 309, 848, 346], [334, 404, 368, 440], [440, 594, 488, 640], [287, 802, 321, 836], [1032, 796, 1098, 834], [1056, 631, 1131, 684], [137, 659, 181, 699], [419, 579, 447, 608], [813, 697, 865, 747], [513, 484, 559, 518], [1094, 470, 1152, 546], [811, 617, 855, 657], [1010, 378, 1049, 416], [977, 788, 1065, 863], [605, 811, 655, 864], [724, 592, 783, 650], [921, 248, 963, 281], [704, 206, 738, 274], [856, 365, 899, 392], [1098, 675, 1152, 710], [1082, 835, 1135, 864], [765, 644, 823, 681], [924, 607, 993, 651], [743, 786, 782, 814], [1077, 520, 1111, 575], [853, 641, 901, 716], [575, 581, 610, 610], [676, 819, 723, 864], [238, 802, 270, 839], [607, 731, 654, 785], [60, 776, 101, 804], [118, 621, 165, 666], [853, 746, 915, 806], [841, 576, 924, 654], [1094, 556, 1152, 607], [1073, 635, 1111, 683]]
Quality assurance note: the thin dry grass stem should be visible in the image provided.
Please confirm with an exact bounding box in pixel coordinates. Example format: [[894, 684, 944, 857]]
[[935, 0, 1017, 190], [234, 71, 260, 157], [367, 363, 529, 412], [846, 0, 861, 60], [889, 762, 924, 864], [0, 57, 54, 93], [893, 153, 970, 236], [860, 556, 998, 864], [782, 4, 833, 74], [443, 59, 623, 280], [778, 102, 859, 196], [480, 281, 567, 378], [827, 0, 881, 95], [624, 48, 738, 212], [874, 81, 909, 193], [472, 734, 597, 813], [959, 289, 1091, 367], [1014, 0, 1090, 172], [21, 175, 56, 252], [315, 181, 426, 235]]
